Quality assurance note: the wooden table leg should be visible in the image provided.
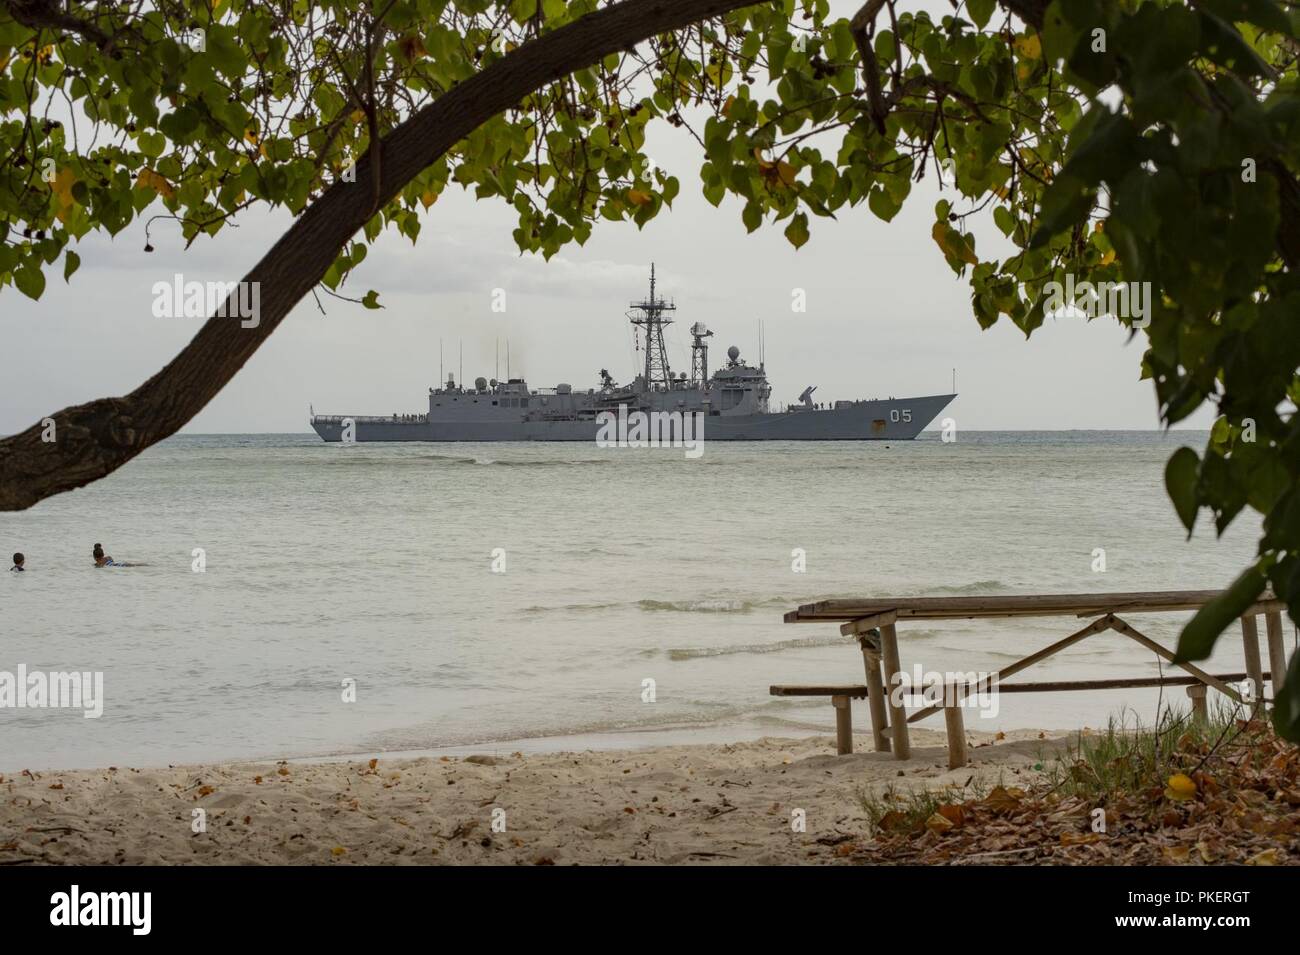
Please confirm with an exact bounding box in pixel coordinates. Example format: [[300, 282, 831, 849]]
[[859, 637, 891, 753], [831, 695, 852, 756], [1265, 610, 1287, 698], [1241, 614, 1264, 708], [943, 691, 967, 769], [879, 622, 911, 759]]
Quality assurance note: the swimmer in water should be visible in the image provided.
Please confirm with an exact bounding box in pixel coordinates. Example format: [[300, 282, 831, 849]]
[[10, 552, 24, 572], [92, 543, 139, 567]]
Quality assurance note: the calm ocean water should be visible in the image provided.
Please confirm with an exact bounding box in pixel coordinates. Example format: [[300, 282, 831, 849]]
[[0, 431, 1279, 771]]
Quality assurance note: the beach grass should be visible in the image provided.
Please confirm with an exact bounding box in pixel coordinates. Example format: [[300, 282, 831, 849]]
[[1037, 698, 1247, 804]]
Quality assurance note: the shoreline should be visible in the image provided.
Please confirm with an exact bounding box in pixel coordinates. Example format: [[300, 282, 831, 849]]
[[0, 728, 1067, 865], [2, 716, 1090, 776]]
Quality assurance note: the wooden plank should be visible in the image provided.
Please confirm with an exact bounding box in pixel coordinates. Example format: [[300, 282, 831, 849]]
[[832, 695, 853, 756], [860, 642, 891, 753], [879, 623, 910, 759], [1186, 684, 1208, 722], [769, 685, 868, 697], [943, 700, 967, 769], [1265, 611, 1287, 698], [1107, 616, 1244, 703], [1242, 615, 1264, 707], [906, 615, 1115, 724], [786, 589, 1283, 623], [988, 672, 1260, 693], [839, 610, 898, 637]]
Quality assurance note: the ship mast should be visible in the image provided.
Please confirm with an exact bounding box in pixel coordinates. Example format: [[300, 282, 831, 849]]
[[628, 263, 675, 389]]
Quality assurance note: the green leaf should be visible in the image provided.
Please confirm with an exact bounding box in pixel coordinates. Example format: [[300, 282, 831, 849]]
[[868, 186, 901, 222], [993, 206, 1016, 237], [14, 263, 45, 300], [1273, 651, 1300, 742], [1174, 565, 1266, 662], [968, 0, 996, 29], [63, 250, 80, 282], [784, 212, 809, 249], [1164, 446, 1200, 534], [361, 289, 381, 309]]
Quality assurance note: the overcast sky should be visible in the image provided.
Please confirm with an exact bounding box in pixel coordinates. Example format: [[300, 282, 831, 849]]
[[0, 7, 1215, 436]]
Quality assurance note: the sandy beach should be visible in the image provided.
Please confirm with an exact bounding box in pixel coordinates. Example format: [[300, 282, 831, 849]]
[[0, 729, 1065, 865]]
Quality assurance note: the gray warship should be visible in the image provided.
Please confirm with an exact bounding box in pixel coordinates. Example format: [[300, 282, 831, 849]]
[[310, 267, 955, 442]]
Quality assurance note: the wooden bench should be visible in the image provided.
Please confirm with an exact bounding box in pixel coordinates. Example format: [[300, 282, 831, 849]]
[[769, 685, 867, 756], [771, 671, 1268, 769]]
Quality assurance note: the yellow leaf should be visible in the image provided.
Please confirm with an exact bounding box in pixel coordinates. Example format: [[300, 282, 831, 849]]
[[924, 812, 955, 835], [50, 167, 78, 223], [931, 222, 978, 266], [1164, 772, 1196, 802], [1247, 848, 1280, 866], [350, 110, 366, 124], [627, 188, 653, 207], [331, 846, 347, 856], [245, 128, 259, 144], [1014, 34, 1042, 60], [1162, 845, 1191, 863], [135, 169, 175, 200], [1100, 249, 1116, 265], [419, 189, 437, 209]]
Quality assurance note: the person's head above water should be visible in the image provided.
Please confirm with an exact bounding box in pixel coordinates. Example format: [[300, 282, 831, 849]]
[[92, 543, 107, 565], [11, 552, 23, 568]]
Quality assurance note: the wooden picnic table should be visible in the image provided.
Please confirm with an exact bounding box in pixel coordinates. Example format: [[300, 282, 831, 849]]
[[777, 589, 1292, 768]]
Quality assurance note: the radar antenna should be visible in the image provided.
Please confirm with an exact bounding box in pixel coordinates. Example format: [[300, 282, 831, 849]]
[[690, 322, 713, 385], [627, 263, 675, 388], [798, 385, 817, 408]]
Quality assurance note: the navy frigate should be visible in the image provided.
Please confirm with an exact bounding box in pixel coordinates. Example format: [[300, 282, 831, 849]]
[[310, 267, 955, 442]]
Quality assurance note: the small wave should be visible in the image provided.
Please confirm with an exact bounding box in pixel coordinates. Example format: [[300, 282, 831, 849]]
[[419, 453, 480, 465], [638, 598, 757, 614], [923, 580, 1011, 596], [665, 633, 851, 661], [478, 458, 613, 468], [522, 600, 625, 614]]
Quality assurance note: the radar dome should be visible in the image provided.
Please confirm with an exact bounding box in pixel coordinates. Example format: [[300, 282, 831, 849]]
[[727, 345, 740, 361], [475, 376, 488, 391]]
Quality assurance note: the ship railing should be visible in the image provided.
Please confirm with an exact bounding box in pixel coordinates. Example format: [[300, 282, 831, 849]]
[[311, 413, 427, 424]]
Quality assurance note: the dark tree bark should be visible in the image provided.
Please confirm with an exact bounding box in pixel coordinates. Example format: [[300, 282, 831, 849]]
[[0, 0, 760, 510]]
